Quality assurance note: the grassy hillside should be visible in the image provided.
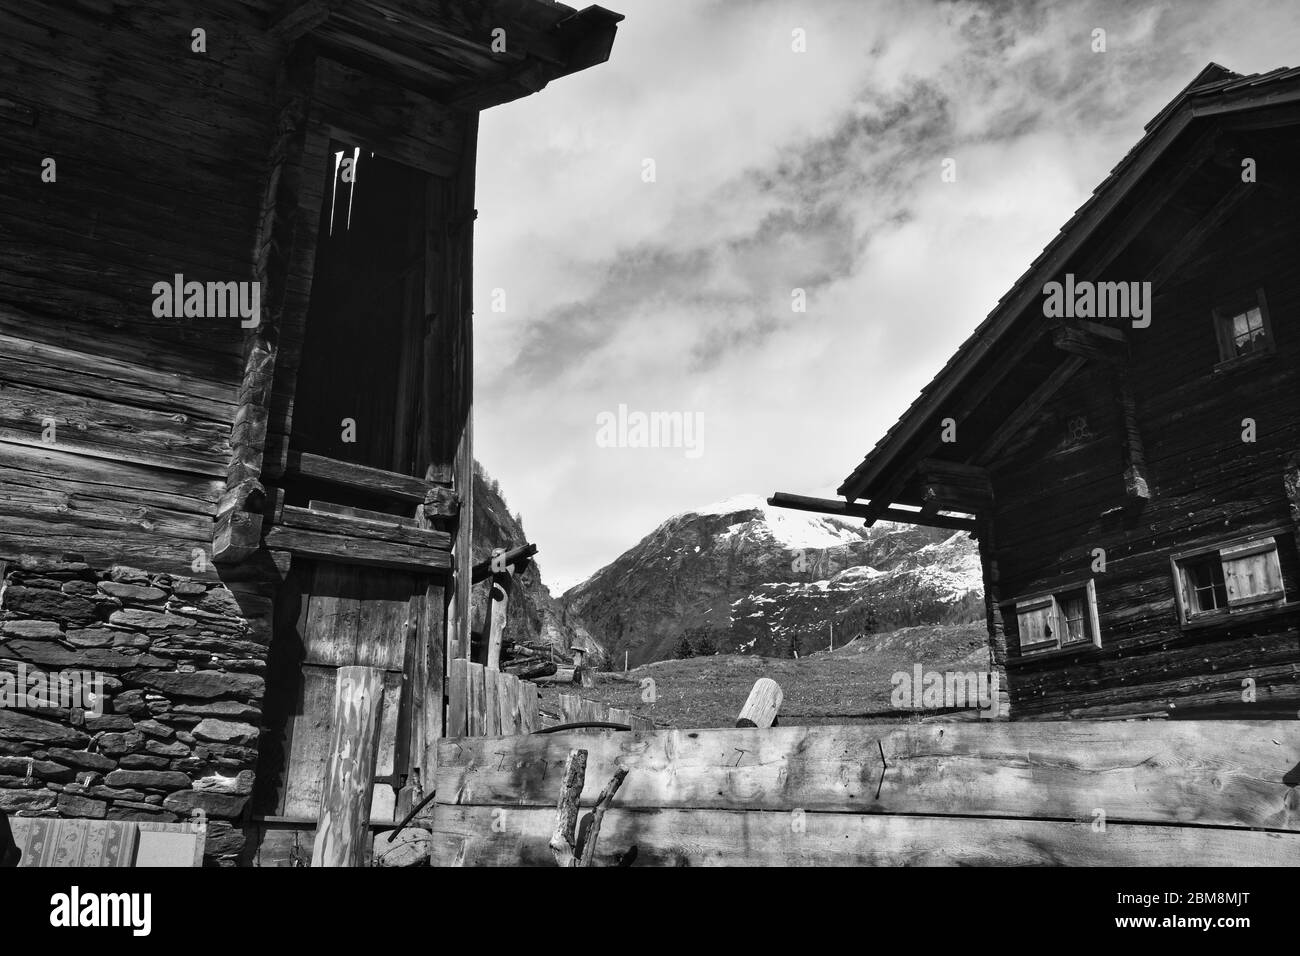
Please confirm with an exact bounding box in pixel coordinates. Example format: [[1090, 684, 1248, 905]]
[[539, 622, 993, 729]]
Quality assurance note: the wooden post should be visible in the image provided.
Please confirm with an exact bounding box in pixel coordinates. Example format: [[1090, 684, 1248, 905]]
[[485, 572, 511, 671], [735, 677, 783, 728], [548, 749, 587, 867], [548, 748, 630, 867], [312, 665, 385, 867]]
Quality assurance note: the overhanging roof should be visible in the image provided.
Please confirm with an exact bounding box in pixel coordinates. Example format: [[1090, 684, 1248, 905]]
[[266, 0, 624, 109], [839, 62, 1300, 503]]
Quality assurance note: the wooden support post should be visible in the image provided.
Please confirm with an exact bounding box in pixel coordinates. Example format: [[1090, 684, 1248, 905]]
[[1112, 372, 1151, 505], [484, 571, 511, 672], [975, 515, 1010, 718], [312, 665, 385, 867], [735, 678, 783, 728]]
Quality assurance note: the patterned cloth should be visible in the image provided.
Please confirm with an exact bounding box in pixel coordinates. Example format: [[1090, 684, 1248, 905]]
[[11, 817, 139, 867]]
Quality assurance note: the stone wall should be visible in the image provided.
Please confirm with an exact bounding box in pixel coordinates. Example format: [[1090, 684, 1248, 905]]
[[0, 554, 267, 866]]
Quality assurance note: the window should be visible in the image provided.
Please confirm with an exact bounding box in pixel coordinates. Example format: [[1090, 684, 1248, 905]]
[[1212, 289, 1274, 364], [1012, 579, 1101, 655], [1172, 534, 1286, 625]]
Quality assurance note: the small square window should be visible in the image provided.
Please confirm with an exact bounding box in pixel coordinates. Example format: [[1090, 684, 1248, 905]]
[[1213, 289, 1274, 364], [1011, 580, 1101, 656], [1172, 535, 1286, 625]]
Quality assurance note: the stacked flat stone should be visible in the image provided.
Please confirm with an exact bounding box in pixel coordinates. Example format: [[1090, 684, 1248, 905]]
[[0, 556, 264, 866]]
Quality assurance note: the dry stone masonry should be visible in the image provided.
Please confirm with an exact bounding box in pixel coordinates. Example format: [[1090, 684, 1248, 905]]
[[0, 555, 263, 865]]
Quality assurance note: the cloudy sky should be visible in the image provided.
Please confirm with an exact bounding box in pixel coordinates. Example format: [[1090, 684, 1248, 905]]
[[471, 0, 1300, 592]]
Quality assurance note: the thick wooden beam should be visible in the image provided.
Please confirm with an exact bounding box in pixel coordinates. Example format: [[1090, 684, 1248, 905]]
[[280, 504, 451, 549], [263, 525, 451, 571], [284, 452, 435, 503], [767, 493, 976, 532], [1149, 182, 1255, 289], [1051, 322, 1128, 363], [312, 665, 384, 868], [470, 542, 537, 584], [974, 355, 1088, 466], [433, 805, 1300, 867], [436, 722, 1300, 830], [269, 0, 344, 42]]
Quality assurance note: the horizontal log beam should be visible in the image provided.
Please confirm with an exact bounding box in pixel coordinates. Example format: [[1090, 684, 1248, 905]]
[[470, 542, 538, 584], [281, 504, 450, 550], [263, 525, 451, 571], [767, 492, 976, 532], [430, 805, 1300, 867], [436, 722, 1300, 832], [974, 355, 1088, 466], [283, 452, 436, 503]]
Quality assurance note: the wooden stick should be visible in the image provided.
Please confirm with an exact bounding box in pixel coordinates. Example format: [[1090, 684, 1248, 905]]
[[548, 749, 587, 867], [577, 767, 629, 867]]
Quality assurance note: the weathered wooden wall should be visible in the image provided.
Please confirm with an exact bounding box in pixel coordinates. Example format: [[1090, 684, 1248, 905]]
[[431, 721, 1300, 866], [0, 0, 282, 577], [991, 182, 1300, 718]]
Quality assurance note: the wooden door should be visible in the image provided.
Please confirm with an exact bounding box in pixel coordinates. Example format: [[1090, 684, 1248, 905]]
[[257, 558, 442, 826]]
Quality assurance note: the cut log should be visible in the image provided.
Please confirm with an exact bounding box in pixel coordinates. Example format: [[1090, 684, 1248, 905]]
[[312, 665, 385, 867], [503, 659, 556, 680], [735, 678, 783, 728]]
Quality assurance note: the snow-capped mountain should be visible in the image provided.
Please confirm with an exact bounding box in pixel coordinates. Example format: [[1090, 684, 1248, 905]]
[[560, 494, 984, 667]]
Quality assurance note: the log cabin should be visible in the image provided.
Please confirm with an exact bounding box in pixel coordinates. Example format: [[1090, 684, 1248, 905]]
[[0, 0, 620, 865], [777, 63, 1300, 720]]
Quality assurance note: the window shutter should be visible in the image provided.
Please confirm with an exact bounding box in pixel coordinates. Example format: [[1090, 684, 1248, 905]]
[[1016, 596, 1058, 652], [1211, 307, 1235, 362], [1085, 578, 1102, 646], [1221, 538, 1284, 607]]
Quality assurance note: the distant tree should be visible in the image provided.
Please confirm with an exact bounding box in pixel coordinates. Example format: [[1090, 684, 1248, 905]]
[[674, 635, 695, 659], [693, 632, 717, 656]]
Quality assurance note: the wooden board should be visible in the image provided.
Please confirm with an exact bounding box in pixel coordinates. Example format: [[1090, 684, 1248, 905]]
[[446, 659, 468, 738], [467, 662, 486, 737], [430, 804, 1300, 868], [282, 665, 336, 819], [482, 664, 500, 736], [436, 722, 1300, 833]]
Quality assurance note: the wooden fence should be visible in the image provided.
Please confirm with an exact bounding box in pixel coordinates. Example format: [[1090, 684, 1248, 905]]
[[429, 720, 1300, 866], [550, 692, 655, 731], [445, 660, 656, 737], [446, 659, 540, 736]]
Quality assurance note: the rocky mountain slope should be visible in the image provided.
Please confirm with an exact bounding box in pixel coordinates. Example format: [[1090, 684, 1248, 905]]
[[560, 494, 984, 668], [470, 464, 601, 664]]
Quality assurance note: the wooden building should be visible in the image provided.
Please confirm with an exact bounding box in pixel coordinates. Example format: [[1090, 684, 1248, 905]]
[[778, 64, 1300, 720], [0, 0, 619, 864]]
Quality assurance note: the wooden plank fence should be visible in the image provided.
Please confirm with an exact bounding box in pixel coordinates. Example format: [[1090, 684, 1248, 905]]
[[444, 660, 653, 738], [429, 720, 1300, 866], [553, 691, 655, 731]]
